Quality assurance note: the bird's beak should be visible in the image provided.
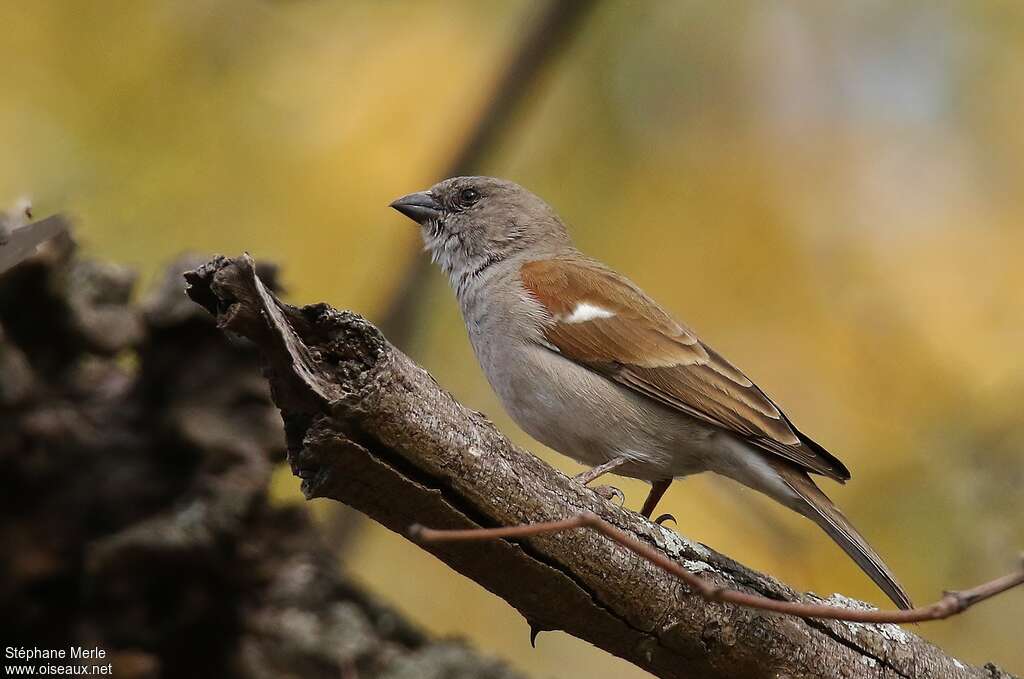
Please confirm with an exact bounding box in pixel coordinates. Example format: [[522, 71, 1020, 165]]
[[389, 191, 441, 225]]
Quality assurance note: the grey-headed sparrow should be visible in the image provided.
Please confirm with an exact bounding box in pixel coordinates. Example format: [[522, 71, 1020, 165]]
[[391, 177, 911, 609]]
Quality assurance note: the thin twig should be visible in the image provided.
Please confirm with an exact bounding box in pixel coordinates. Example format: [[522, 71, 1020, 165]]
[[409, 512, 1024, 624]]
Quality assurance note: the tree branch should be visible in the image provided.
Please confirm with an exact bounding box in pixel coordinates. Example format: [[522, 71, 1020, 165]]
[[185, 254, 1021, 679]]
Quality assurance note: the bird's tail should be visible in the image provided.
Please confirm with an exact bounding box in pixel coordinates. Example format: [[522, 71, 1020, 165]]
[[772, 462, 914, 610]]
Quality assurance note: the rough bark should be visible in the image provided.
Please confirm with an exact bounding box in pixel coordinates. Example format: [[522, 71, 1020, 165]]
[[186, 253, 1017, 679], [0, 237, 525, 679]]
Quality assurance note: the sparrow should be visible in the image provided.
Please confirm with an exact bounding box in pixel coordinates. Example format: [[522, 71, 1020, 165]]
[[390, 176, 912, 610]]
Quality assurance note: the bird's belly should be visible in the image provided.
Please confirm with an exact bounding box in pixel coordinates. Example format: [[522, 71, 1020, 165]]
[[477, 340, 717, 481]]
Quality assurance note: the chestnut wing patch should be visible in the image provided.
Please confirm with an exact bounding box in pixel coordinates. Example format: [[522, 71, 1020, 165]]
[[520, 258, 850, 481]]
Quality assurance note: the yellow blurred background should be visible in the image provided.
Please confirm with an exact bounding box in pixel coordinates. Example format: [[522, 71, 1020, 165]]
[[3, 1, 1022, 676]]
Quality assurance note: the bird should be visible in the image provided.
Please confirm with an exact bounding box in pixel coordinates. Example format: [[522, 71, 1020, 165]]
[[390, 176, 913, 610]]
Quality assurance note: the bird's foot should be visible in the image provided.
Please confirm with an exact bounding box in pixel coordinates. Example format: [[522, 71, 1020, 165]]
[[591, 485, 625, 506]]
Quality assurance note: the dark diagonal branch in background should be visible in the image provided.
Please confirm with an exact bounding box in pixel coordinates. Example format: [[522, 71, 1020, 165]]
[[412, 514, 1024, 624], [185, 254, 1021, 679], [379, 0, 599, 344]]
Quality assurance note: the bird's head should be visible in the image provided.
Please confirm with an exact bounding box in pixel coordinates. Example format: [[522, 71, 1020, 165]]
[[390, 176, 572, 284]]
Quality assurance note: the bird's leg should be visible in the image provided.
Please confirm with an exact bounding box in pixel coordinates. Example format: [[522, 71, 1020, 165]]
[[573, 456, 628, 505], [640, 479, 672, 521], [573, 456, 628, 486]]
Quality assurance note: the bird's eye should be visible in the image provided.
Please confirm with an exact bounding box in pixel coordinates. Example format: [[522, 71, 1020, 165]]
[[459, 188, 480, 205]]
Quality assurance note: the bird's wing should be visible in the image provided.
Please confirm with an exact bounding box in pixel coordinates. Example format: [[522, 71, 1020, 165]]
[[519, 257, 850, 481]]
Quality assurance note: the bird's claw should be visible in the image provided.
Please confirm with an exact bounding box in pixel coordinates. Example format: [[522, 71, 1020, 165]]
[[654, 513, 677, 526]]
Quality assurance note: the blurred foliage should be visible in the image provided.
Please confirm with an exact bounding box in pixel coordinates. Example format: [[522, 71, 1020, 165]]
[[3, 1, 1022, 677]]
